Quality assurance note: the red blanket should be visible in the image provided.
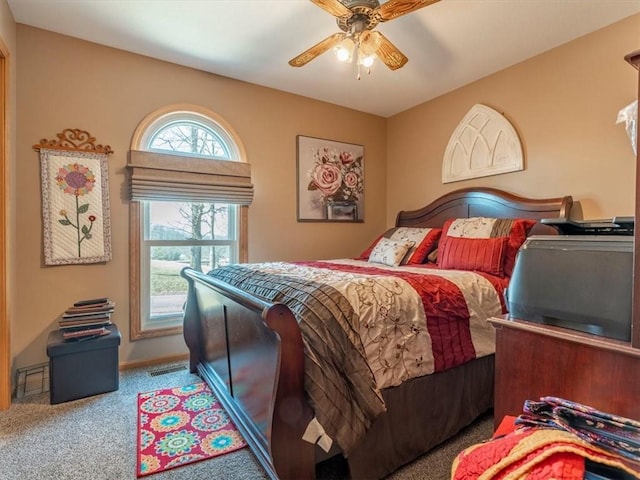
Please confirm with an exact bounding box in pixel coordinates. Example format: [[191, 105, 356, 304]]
[[452, 427, 640, 480]]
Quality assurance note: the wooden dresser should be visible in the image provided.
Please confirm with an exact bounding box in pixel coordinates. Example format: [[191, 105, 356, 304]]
[[488, 50, 640, 429], [488, 316, 640, 429], [626, 49, 640, 350]]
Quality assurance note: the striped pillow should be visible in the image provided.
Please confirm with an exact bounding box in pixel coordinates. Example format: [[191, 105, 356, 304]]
[[438, 236, 508, 276]]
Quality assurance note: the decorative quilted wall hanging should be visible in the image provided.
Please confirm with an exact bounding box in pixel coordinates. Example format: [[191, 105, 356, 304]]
[[34, 129, 113, 265], [442, 104, 524, 183]]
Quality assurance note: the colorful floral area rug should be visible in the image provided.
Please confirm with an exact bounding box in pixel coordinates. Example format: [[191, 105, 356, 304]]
[[137, 382, 247, 477]]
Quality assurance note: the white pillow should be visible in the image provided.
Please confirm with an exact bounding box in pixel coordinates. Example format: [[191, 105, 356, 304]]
[[368, 238, 415, 267]]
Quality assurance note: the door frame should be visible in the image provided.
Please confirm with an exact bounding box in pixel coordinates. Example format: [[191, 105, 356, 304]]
[[0, 41, 10, 410]]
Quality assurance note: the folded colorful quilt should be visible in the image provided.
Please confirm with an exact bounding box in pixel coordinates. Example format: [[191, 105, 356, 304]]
[[516, 397, 640, 463], [207, 259, 506, 455], [451, 427, 640, 480]]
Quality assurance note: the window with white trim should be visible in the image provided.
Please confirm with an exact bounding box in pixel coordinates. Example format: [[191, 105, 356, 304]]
[[128, 107, 251, 339]]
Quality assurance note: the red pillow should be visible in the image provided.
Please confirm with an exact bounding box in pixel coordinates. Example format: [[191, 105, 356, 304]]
[[439, 217, 536, 277], [404, 228, 442, 264], [438, 236, 508, 277], [502, 219, 536, 277]]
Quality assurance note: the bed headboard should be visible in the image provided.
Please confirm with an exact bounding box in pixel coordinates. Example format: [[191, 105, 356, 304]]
[[396, 187, 573, 235]]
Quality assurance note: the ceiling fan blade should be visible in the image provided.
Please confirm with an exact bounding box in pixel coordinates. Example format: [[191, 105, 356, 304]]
[[376, 0, 440, 22], [366, 31, 408, 70], [310, 0, 352, 18], [289, 32, 346, 67], [359, 30, 381, 56]]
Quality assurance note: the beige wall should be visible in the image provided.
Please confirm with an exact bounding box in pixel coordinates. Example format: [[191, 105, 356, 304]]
[[13, 25, 387, 371], [387, 14, 640, 226], [10, 14, 640, 377]]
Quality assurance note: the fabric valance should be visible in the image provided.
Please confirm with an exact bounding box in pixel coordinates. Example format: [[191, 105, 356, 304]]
[[128, 150, 253, 204]]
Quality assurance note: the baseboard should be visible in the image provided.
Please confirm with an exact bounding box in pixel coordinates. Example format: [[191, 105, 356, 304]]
[[119, 353, 189, 371]]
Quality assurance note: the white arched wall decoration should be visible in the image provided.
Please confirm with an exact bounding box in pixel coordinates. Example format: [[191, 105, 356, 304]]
[[442, 104, 524, 183]]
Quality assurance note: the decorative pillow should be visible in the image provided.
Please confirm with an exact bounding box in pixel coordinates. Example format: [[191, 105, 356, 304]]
[[359, 227, 441, 265], [438, 236, 508, 276], [368, 238, 415, 267], [438, 217, 536, 277], [358, 233, 384, 260]]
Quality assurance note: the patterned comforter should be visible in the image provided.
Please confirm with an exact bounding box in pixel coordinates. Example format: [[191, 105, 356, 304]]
[[207, 259, 508, 455]]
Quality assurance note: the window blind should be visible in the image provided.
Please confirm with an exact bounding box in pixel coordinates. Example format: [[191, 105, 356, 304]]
[[128, 150, 253, 204]]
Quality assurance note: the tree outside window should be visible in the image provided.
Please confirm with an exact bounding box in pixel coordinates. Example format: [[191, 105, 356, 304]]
[[141, 120, 238, 328]]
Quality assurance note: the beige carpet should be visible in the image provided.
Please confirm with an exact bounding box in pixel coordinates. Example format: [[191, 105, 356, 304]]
[[0, 362, 493, 479]]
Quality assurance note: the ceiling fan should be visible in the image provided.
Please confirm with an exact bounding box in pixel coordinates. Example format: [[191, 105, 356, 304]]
[[289, 0, 440, 72]]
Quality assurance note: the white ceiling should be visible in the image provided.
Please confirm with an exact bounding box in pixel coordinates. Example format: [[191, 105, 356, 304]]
[[7, 0, 640, 117]]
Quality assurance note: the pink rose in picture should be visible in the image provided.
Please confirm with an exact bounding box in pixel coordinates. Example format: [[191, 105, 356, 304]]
[[340, 151, 354, 165], [311, 163, 342, 196], [343, 171, 359, 190], [307, 147, 363, 204]]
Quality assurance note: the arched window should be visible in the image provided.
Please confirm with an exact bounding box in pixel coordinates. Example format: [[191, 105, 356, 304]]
[[141, 110, 241, 160], [128, 105, 251, 339]]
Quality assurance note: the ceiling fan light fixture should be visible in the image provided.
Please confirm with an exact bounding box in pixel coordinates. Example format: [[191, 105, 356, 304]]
[[358, 51, 376, 68], [356, 50, 374, 80], [333, 37, 355, 62], [289, 0, 440, 73]]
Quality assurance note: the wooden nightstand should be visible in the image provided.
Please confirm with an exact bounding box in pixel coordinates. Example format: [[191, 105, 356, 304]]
[[488, 315, 640, 429]]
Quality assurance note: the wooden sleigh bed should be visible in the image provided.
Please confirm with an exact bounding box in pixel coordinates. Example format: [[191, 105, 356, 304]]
[[181, 187, 573, 480]]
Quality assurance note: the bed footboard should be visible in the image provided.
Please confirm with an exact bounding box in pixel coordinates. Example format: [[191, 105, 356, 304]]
[[181, 267, 315, 480]]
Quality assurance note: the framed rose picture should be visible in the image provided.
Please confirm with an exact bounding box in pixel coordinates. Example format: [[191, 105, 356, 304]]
[[296, 135, 364, 222]]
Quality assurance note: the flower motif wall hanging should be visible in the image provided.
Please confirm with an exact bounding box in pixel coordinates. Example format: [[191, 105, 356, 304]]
[[296, 135, 364, 222], [34, 129, 113, 265]]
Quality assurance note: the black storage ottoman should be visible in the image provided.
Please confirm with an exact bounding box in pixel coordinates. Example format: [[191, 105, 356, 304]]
[[46, 324, 121, 404]]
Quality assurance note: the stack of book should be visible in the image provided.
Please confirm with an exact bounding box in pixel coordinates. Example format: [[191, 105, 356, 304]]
[[58, 297, 114, 340]]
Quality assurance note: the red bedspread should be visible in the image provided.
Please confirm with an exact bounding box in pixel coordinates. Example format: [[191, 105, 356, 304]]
[[300, 260, 505, 372]]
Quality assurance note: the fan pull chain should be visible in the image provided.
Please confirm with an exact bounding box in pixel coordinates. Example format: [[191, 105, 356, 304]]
[[355, 48, 373, 80], [356, 63, 373, 80]]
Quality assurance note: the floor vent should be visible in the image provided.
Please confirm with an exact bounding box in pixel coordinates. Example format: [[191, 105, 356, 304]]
[[147, 363, 188, 377], [15, 362, 50, 399]]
